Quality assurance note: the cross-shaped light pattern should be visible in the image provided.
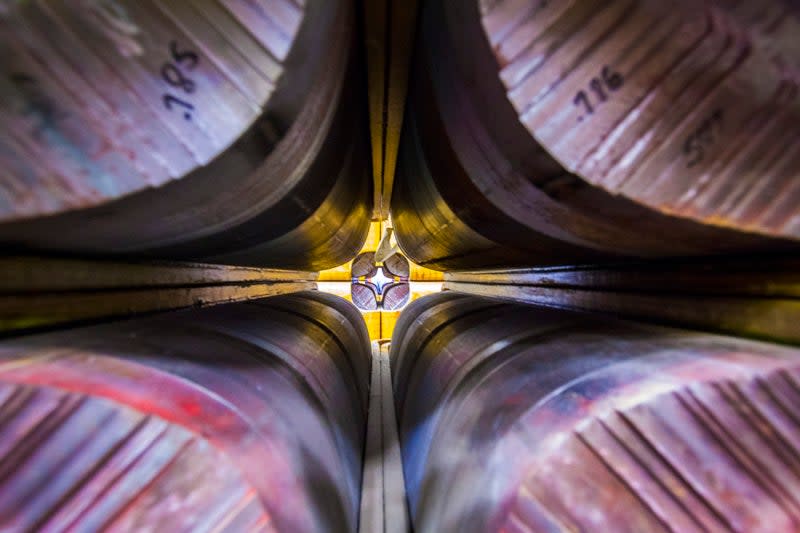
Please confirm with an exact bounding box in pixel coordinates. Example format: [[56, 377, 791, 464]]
[[369, 267, 394, 295]]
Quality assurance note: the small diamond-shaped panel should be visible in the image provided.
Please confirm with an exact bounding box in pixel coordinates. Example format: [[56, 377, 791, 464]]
[[351, 251, 411, 311]]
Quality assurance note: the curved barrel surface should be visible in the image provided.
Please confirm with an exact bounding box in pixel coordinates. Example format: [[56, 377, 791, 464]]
[[392, 0, 800, 270], [0, 291, 370, 532], [0, 0, 370, 269], [391, 292, 800, 532]]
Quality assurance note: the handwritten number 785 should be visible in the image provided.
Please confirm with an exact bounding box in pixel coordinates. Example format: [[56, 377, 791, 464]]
[[161, 41, 199, 121]]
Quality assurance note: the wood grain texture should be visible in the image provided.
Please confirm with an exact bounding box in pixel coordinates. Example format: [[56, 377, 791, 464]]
[[364, 0, 419, 221], [445, 256, 800, 343], [392, 0, 800, 270], [390, 292, 800, 532], [0, 0, 371, 270], [482, 0, 800, 239], [0, 256, 316, 332], [0, 291, 370, 532]]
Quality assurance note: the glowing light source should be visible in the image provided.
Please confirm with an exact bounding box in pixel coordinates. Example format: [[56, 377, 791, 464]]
[[369, 267, 394, 295]]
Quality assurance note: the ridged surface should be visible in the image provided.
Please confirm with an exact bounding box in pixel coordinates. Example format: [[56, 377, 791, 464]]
[[391, 292, 800, 532], [0, 384, 271, 533], [392, 0, 799, 270], [712, 0, 800, 76], [0, 291, 370, 532], [481, 0, 800, 239], [0, 0, 370, 270], [443, 256, 800, 344], [0, 0, 300, 220], [509, 370, 800, 532]]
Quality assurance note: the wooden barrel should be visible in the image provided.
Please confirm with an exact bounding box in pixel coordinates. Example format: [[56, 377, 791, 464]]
[[392, 0, 800, 270], [391, 292, 800, 531], [0, 291, 370, 532], [713, 0, 800, 74], [0, 1, 370, 269]]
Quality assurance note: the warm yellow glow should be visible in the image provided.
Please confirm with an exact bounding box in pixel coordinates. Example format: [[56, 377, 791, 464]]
[[361, 220, 384, 253], [315, 282, 352, 301], [316, 219, 442, 342], [318, 220, 385, 281], [409, 282, 443, 298], [317, 264, 351, 282], [409, 264, 444, 281], [362, 311, 382, 340], [381, 310, 401, 340]]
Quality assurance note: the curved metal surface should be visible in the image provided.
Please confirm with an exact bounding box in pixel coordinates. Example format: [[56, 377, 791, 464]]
[[0, 0, 370, 270], [391, 292, 800, 532], [0, 291, 370, 532], [392, 0, 800, 270]]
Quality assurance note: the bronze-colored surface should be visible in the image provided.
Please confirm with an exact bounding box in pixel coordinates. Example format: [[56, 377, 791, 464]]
[[0, 0, 370, 270], [0, 385, 269, 532], [392, 1, 800, 270], [391, 293, 800, 531], [1, 0, 300, 221], [713, 0, 800, 75], [0, 291, 369, 532], [2, 4, 800, 530]]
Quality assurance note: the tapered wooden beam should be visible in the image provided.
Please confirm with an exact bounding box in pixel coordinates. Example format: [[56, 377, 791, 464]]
[[0, 256, 316, 332], [363, 0, 419, 220], [445, 256, 800, 344]]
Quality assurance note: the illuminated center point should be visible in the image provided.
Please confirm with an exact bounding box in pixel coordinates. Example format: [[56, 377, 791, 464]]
[[369, 267, 394, 295]]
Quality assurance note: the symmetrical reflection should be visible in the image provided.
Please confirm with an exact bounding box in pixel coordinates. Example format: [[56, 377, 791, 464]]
[[351, 252, 411, 311]]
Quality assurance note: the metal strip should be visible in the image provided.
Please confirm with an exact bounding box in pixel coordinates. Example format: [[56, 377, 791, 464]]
[[360, 341, 409, 533], [363, 0, 418, 221], [445, 257, 800, 344], [0, 256, 316, 332]]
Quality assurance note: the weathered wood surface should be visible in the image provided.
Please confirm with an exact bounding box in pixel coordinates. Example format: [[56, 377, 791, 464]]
[[392, 0, 800, 270], [0, 256, 316, 332], [445, 256, 800, 344], [364, 0, 419, 221], [391, 292, 800, 531], [359, 341, 410, 533], [0, 292, 369, 532], [0, 0, 370, 270]]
